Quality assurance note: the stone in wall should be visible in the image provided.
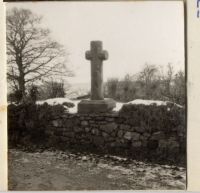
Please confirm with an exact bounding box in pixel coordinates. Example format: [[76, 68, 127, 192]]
[[134, 126, 146, 133], [119, 124, 130, 131], [132, 132, 140, 141], [100, 122, 118, 133], [150, 131, 165, 140], [91, 128, 99, 135], [124, 132, 132, 140], [52, 119, 62, 127], [117, 130, 124, 138], [93, 136, 104, 146], [74, 127, 83, 133], [81, 120, 88, 126], [124, 131, 140, 141], [85, 127, 90, 132], [63, 131, 75, 138], [132, 140, 142, 148]]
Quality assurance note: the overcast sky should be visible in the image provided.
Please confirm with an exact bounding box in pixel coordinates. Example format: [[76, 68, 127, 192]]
[[7, 1, 185, 84]]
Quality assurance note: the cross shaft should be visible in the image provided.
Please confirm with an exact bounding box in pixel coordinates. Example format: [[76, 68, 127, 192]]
[[85, 41, 108, 100]]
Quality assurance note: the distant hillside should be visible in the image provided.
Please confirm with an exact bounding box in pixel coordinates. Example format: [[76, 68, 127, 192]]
[[66, 82, 90, 99]]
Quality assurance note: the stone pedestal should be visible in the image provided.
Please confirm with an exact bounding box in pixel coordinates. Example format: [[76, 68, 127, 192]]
[[78, 98, 116, 113]]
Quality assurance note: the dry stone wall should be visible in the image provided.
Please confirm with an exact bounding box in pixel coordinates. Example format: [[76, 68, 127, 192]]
[[8, 102, 186, 164], [45, 103, 185, 164]]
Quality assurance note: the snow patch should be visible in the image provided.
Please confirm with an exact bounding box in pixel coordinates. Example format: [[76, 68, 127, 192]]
[[36, 98, 81, 114], [127, 99, 183, 108], [98, 163, 133, 175], [36, 98, 182, 114], [67, 100, 80, 113], [113, 102, 124, 112], [36, 97, 126, 113], [106, 155, 127, 161], [36, 98, 74, 106]]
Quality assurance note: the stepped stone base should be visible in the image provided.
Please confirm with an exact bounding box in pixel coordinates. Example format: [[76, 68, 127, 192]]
[[78, 98, 116, 113]]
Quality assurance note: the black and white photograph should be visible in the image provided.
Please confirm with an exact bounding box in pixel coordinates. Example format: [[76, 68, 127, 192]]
[[6, 1, 186, 190]]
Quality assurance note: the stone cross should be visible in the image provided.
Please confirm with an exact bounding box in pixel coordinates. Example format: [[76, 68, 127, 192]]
[[78, 41, 115, 113], [85, 41, 108, 100]]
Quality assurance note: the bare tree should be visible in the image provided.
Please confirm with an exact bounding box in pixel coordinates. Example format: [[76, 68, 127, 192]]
[[38, 79, 66, 100], [105, 78, 119, 99], [139, 64, 158, 85], [161, 63, 174, 100], [138, 64, 159, 99], [172, 70, 185, 105], [6, 8, 72, 100]]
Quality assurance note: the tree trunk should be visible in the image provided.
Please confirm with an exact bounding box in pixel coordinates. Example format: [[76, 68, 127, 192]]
[[18, 75, 25, 98], [16, 53, 26, 100]]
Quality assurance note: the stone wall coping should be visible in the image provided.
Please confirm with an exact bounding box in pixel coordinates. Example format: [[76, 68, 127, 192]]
[[62, 111, 119, 117]]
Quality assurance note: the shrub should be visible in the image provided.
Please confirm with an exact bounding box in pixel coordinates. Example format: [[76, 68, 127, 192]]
[[38, 80, 66, 100], [8, 103, 65, 147], [119, 102, 185, 134], [28, 85, 39, 103], [7, 90, 23, 104]]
